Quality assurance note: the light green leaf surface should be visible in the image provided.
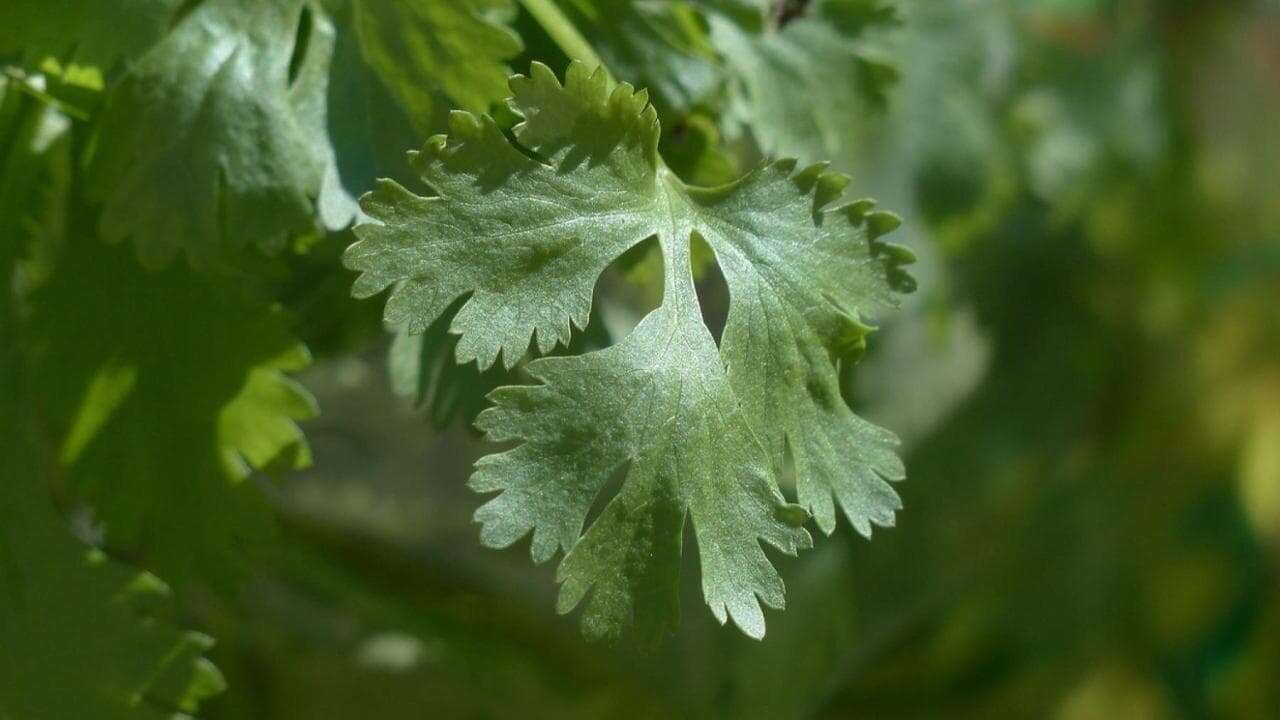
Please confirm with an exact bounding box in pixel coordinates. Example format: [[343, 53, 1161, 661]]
[[347, 62, 913, 639], [88, 0, 354, 270], [353, 0, 523, 133], [31, 237, 317, 589]]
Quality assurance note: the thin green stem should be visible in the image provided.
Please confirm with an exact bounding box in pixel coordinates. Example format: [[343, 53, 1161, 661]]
[[517, 0, 612, 81], [1, 68, 90, 122]]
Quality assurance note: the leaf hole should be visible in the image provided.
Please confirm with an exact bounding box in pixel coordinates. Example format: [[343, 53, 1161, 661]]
[[287, 5, 314, 88], [583, 460, 630, 532], [592, 235, 665, 342], [690, 234, 729, 347]]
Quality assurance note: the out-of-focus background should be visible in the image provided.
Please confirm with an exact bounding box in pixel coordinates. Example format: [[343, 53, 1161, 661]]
[[10, 0, 1269, 712], [183, 1, 1279, 717]]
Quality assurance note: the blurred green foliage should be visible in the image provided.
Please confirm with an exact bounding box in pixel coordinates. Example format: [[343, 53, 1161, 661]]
[[2, 0, 1277, 717]]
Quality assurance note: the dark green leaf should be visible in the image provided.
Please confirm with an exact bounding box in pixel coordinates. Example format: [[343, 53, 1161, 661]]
[[89, 0, 354, 270]]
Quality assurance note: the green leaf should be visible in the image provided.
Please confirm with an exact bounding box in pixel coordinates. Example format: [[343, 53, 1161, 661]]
[[388, 298, 512, 430], [0, 77, 72, 278], [346, 62, 913, 639], [88, 0, 354, 270], [700, 0, 900, 164], [1, 247, 223, 720], [0, 479, 226, 719], [0, 0, 181, 81], [659, 112, 743, 187], [388, 292, 616, 431], [352, 0, 523, 133], [32, 236, 317, 589], [553, 0, 719, 117]]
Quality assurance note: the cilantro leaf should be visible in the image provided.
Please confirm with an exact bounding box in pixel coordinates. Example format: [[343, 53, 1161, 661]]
[[32, 237, 317, 589], [388, 298, 512, 430], [346, 62, 912, 639], [700, 0, 900, 164], [477, 295, 810, 641], [352, 0, 523, 133], [88, 0, 354, 270], [388, 293, 615, 430]]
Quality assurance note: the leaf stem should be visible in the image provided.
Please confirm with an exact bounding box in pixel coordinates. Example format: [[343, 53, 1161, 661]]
[[517, 0, 612, 81], [1, 68, 90, 122]]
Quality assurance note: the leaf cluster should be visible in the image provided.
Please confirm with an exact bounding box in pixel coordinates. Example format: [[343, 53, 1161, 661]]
[[1, 0, 917, 714]]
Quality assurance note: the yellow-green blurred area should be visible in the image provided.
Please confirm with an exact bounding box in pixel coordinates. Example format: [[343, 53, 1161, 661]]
[[223, 1, 1278, 717], [6, 0, 1277, 717]]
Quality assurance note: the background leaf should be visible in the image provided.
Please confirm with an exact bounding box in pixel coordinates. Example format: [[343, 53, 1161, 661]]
[[32, 237, 317, 589], [88, 0, 354, 270]]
